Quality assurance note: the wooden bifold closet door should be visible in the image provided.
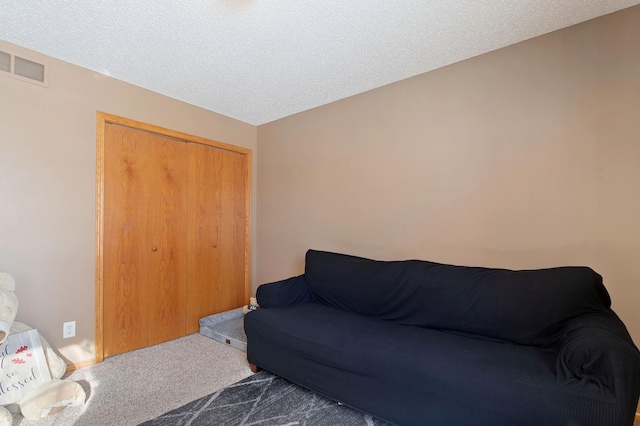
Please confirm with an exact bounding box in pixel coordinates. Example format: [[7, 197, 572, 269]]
[[100, 117, 249, 359], [186, 143, 248, 329]]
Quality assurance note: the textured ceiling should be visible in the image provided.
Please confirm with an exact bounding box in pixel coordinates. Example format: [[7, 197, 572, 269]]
[[1, 1, 639, 125]]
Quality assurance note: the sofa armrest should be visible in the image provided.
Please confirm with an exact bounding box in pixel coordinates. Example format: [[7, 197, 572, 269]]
[[255, 275, 311, 308], [556, 313, 640, 423]]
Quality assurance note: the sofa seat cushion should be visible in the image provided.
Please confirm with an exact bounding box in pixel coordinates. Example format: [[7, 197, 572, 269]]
[[244, 303, 608, 425], [305, 250, 612, 346]]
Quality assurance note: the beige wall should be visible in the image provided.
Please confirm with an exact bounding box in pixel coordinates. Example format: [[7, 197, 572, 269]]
[[0, 40, 257, 365], [257, 6, 640, 344]]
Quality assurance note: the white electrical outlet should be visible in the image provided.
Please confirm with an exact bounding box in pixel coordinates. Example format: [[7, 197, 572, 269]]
[[63, 321, 76, 338]]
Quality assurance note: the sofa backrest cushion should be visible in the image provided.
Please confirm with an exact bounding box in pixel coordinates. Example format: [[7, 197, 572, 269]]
[[305, 250, 612, 345]]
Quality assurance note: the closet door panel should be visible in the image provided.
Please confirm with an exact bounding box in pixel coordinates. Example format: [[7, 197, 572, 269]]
[[186, 143, 219, 332], [215, 150, 248, 313], [103, 124, 151, 356], [186, 143, 248, 332], [147, 136, 188, 346]]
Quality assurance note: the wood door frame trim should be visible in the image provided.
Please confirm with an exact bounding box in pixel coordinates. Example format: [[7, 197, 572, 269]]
[[95, 111, 252, 363]]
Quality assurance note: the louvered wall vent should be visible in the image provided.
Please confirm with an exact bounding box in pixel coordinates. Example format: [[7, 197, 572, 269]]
[[0, 48, 49, 87]]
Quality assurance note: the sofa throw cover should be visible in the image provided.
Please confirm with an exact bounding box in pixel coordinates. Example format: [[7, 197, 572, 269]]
[[305, 250, 613, 346]]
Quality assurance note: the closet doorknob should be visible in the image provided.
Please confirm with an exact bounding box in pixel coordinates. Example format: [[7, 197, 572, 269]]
[[152, 247, 158, 252]]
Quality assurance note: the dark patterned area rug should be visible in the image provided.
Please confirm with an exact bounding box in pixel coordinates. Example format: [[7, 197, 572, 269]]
[[139, 370, 394, 425]]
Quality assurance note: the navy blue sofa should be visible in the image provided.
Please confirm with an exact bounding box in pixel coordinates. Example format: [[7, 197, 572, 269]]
[[244, 250, 640, 425]]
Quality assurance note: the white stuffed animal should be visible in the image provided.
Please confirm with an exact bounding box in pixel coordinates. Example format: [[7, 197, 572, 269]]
[[0, 273, 85, 424]]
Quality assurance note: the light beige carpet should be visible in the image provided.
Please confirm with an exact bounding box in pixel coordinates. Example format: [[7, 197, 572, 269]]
[[12, 333, 252, 426]]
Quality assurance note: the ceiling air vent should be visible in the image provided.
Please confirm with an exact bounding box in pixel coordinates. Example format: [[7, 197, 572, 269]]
[[0, 48, 49, 87]]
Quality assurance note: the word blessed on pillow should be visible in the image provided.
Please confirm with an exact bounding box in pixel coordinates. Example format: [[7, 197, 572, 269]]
[[0, 329, 52, 404]]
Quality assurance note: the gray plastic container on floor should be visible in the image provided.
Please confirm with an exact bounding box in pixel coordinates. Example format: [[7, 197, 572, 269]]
[[199, 307, 247, 352]]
